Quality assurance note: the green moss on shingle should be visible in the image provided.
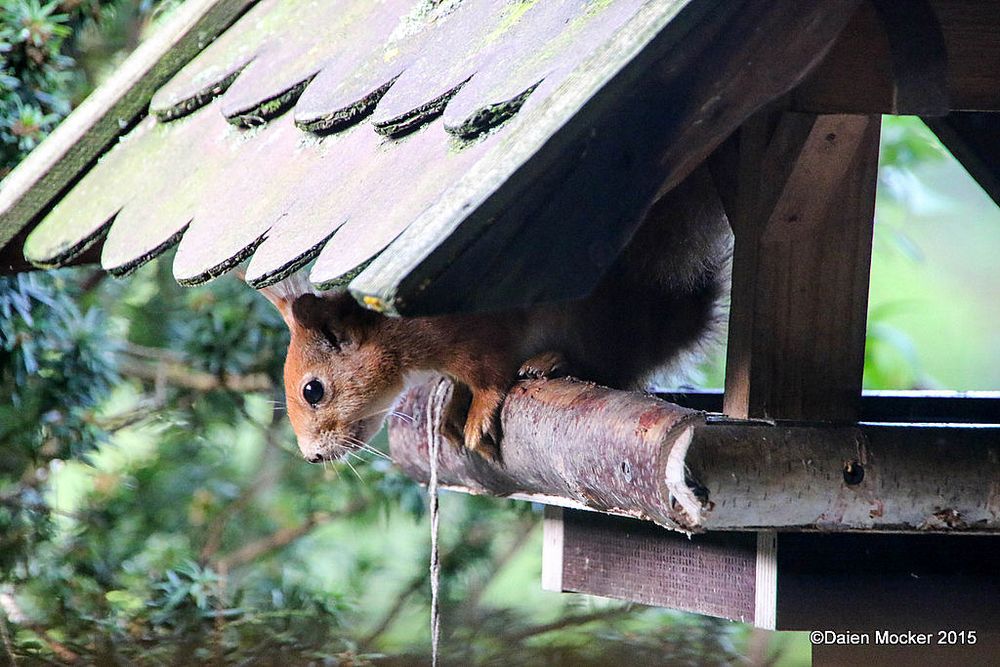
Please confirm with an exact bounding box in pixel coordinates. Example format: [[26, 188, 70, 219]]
[[445, 81, 540, 141], [482, 0, 541, 46], [228, 76, 314, 128]]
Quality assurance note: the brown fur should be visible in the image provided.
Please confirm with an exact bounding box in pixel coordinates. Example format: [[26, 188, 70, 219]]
[[257, 166, 732, 462]]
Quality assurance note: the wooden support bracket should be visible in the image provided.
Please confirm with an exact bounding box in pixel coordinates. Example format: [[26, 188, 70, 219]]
[[793, 0, 949, 116], [794, 0, 1000, 114], [717, 110, 880, 422]]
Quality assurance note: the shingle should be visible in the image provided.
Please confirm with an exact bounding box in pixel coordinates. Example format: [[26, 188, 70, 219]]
[[292, 0, 438, 134], [180, 112, 376, 286], [102, 107, 232, 276], [20, 0, 864, 316], [367, 0, 509, 137], [147, 0, 279, 122], [29, 0, 608, 285], [441, 0, 645, 138], [171, 110, 317, 284], [308, 116, 501, 289], [23, 113, 201, 270], [242, 121, 383, 288], [218, 0, 403, 127]]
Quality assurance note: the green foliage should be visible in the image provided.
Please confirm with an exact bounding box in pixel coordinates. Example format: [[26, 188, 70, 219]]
[[0, 272, 119, 467], [0, 0, 177, 177], [874, 117, 947, 265], [0, 264, 358, 663], [1, 0, 74, 174], [863, 303, 932, 391], [879, 116, 948, 173], [864, 116, 953, 391]]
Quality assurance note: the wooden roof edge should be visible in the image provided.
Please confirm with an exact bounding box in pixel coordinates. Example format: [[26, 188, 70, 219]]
[[347, 0, 715, 315], [351, 0, 862, 316], [350, 0, 720, 315], [0, 0, 257, 252], [391, 377, 1000, 535]]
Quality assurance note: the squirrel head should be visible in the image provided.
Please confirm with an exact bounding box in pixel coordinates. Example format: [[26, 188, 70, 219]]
[[255, 276, 404, 463]]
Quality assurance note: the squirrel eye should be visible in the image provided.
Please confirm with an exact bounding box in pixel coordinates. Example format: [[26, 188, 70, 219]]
[[302, 380, 325, 406]]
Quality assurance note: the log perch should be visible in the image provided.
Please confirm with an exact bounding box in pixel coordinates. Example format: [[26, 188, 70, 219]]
[[388, 377, 1000, 534]]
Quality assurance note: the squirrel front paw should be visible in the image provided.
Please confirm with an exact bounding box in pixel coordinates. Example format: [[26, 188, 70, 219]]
[[517, 351, 569, 381], [463, 387, 504, 462]]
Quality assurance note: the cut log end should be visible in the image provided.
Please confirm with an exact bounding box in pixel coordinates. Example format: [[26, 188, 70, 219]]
[[390, 376, 705, 531]]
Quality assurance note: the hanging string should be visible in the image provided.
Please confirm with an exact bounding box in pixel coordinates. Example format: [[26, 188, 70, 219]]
[[426, 378, 448, 667]]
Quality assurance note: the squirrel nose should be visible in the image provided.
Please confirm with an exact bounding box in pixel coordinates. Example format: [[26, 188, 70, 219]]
[[304, 446, 338, 464], [300, 439, 327, 463]]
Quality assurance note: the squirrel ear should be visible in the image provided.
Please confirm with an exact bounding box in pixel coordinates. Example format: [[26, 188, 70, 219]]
[[291, 292, 378, 349], [291, 293, 348, 349], [246, 271, 315, 329]]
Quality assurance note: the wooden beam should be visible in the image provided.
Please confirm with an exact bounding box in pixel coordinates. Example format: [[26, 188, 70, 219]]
[[0, 0, 256, 255], [931, 0, 1000, 112], [794, 0, 1000, 114], [655, 388, 1000, 424], [388, 378, 1000, 534], [793, 0, 947, 116], [870, 0, 950, 115], [777, 532, 1000, 631], [719, 111, 880, 422]]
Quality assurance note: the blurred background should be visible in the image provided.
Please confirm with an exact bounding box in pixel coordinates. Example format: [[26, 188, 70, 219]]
[[2, 1, 998, 664]]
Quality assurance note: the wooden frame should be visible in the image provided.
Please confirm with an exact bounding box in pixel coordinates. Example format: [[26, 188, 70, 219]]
[[717, 110, 880, 421], [794, 0, 1000, 114]]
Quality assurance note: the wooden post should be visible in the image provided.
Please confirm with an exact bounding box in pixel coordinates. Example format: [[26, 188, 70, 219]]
[[720, 110, 881, 422]]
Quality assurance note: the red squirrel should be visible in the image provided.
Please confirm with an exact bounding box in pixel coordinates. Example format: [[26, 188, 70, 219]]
[[254, 167, 731, 462]]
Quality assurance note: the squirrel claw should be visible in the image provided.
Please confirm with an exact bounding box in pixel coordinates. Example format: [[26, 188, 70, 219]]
[[518, 351, 569, 381], [463, 387, 504, 463], [466, 428, 501, 463]]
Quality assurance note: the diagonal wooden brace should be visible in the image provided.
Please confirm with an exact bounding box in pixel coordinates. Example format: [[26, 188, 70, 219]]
[[719, 110, 881, 422]]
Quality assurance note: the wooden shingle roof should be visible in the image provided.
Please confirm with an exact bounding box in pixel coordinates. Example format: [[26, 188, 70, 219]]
[[2, 0, 865, 313]]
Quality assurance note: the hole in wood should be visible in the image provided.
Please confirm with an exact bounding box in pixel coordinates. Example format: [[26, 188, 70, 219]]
[[843, 459, 865, 485]]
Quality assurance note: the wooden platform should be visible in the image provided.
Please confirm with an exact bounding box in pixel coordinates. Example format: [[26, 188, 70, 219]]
[[543, 507, 1000, 632]]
